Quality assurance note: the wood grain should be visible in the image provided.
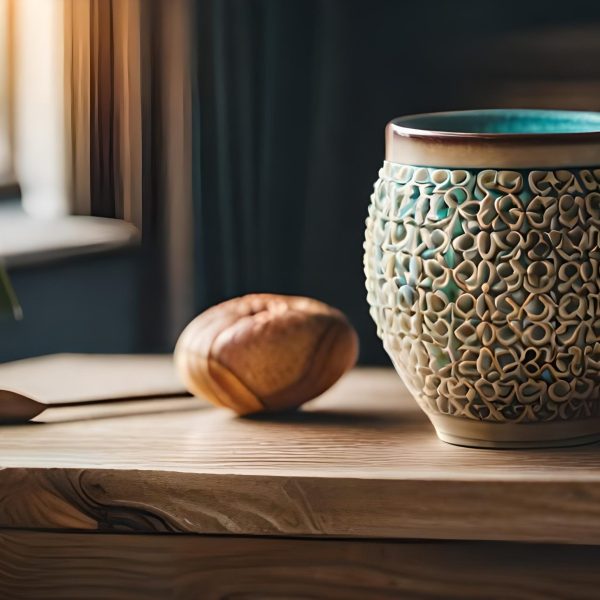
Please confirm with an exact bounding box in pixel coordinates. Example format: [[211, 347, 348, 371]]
[[1, 530, 599, 600], [2, 366, 600, 543]]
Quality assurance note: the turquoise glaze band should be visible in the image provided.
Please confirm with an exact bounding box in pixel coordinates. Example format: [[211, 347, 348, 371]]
[[392, 109, 600, 135]]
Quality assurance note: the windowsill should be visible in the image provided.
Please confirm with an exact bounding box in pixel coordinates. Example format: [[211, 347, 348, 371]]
[[0, 202, 140, 268]]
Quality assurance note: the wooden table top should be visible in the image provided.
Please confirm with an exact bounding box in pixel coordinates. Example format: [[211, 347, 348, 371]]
[[2, 359, 600, 545]]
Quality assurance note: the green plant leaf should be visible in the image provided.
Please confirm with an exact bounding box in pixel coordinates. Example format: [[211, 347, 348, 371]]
[[0, 264, 22, 320]]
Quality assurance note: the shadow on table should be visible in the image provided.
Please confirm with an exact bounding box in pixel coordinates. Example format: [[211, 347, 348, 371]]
[[242, 406, 426, 428]]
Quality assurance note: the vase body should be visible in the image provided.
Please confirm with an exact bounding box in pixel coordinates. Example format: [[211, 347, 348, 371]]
[[364, 109, 600, 448]]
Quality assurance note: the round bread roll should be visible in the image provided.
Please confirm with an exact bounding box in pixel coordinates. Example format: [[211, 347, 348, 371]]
[[174, 294, 359, 415]]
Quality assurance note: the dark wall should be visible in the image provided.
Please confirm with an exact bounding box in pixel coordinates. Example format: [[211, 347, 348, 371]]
[[194, 0, 600, 364], [0, 252, 140, 362]]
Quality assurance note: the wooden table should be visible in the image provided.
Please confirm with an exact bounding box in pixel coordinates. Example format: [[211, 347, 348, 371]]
[[2, 363, 600, 599]]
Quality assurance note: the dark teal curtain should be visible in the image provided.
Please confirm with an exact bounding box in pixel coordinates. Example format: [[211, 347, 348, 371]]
[[194, 0, 387, 363], [195, 0, 319, 298]]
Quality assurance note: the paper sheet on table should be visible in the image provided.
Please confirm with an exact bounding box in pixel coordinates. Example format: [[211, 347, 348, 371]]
[[0, 354, 197, 423]]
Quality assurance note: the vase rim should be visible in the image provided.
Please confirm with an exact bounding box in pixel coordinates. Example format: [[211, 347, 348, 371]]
[[389, 109, 600, 141], [386, 109, 600, 168]]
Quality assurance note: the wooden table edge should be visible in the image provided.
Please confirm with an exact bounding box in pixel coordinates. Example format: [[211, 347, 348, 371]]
[[1, 466, 599, 546]]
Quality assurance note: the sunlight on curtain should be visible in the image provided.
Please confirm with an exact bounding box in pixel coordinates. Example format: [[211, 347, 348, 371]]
[[13, 0, 68, 217], [64, 0, 144, 226], [64, 0, 195, 340], [63, 0, 91, 217]]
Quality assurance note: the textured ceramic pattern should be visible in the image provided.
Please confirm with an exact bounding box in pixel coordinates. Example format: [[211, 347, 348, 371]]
[[364, 161, 600, 424]]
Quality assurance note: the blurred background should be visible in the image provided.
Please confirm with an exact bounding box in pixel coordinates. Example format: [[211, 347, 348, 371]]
[[1, 0, 599, 364]]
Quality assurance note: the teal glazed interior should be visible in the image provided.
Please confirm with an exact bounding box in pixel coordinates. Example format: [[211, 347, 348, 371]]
[[393, 109, 600, 136]]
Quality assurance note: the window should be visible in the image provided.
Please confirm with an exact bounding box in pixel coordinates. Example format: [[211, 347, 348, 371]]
[[0, 0, 15, 190]]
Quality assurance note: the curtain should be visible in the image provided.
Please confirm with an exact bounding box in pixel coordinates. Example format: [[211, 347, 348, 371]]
[[195, 0, 318, 305], [64, 0, 147, 229], [63, 0, 195, 345], [194, 0, 389, 363]]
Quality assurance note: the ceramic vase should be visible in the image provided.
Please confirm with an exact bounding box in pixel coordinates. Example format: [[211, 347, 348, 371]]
[[364, 109, 600, 448]]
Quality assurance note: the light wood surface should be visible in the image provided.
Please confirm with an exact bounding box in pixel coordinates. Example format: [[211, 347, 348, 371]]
[[2, 530, 599, 600], [2, 364, 600, 543]]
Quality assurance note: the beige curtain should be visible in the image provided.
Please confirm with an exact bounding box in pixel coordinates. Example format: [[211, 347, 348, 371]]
[[64, 0, 145, 228], [63, 0, 91, 219], [66, 0, 196, 341]]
